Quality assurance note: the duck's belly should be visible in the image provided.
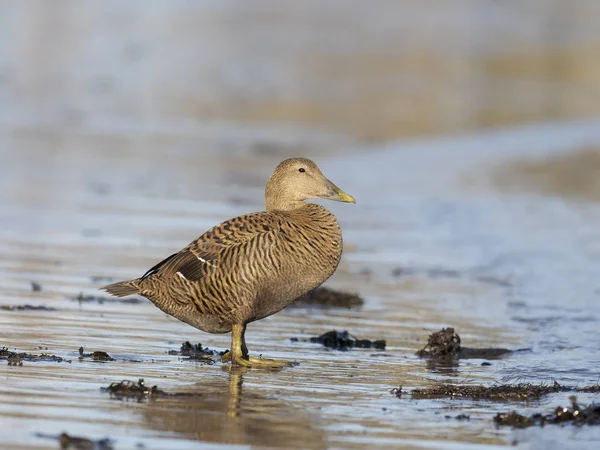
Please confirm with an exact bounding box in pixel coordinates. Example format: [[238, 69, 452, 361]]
[[250, 256, 339, 322], [143, 290, 233, 334]]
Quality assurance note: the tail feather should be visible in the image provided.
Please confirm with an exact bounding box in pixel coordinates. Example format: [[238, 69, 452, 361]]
[[102, 280, 140, 298]]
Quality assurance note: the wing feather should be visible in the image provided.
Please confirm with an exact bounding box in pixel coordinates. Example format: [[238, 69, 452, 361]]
[[141, 212, 281, 282]]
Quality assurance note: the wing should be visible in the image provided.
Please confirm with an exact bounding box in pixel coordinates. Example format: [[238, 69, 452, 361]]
[[140, 211, 282, 282]]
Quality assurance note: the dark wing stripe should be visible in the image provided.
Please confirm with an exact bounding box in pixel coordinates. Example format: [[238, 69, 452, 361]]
[[141, 252, 179, 279], [177, 257, 208, 281], [142, 249, 215, 281], [140, 211, 288, 318]]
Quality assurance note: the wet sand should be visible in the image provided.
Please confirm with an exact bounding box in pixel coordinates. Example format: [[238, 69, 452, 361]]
[[2, 128, 600, 449]]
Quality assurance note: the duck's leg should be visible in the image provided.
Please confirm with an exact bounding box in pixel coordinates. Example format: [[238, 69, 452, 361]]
[[222, 324, 248, 366], [220, 324, 245, 364], [223, 323, 296, 368]]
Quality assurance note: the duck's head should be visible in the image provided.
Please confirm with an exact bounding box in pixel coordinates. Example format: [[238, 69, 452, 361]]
[[265, 157, 356, 211]]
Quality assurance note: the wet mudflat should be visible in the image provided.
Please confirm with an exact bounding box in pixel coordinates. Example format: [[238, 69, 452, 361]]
[[2, 2, 600, 449], [3, 132, 600, 450]]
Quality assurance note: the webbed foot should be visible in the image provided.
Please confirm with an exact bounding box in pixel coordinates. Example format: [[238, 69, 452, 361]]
[[221, 350, 297, 368], [245, 355, 298, 368]]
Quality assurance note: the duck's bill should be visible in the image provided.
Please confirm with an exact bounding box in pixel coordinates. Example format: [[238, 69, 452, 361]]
[[333, 188, 356, 203], [319, 182, 356, 203]]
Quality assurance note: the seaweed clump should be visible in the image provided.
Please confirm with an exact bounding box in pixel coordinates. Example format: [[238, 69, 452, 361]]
[[59, 432, 113, 450], [78, 347, 114, 361], [408, 382, 563, 401], [292, 287, 364, 308], [0, 347, 71, 364], [576, 385, 600, 393], [35, 432, 114, 450], [168, 341, 224, 363], [416, 327, 460, 358], [0, 304, 56, 311], [494, 396, 600, 428], [396, 381, 600, 402], [72, 293, 142, 304], [101, 379, 166, 400], [292, 330, 386, 351], [101, 378, 203, 401], [416, 327, 514, 361]]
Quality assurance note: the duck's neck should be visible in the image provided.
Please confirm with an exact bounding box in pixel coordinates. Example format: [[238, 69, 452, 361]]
[[265, 191, 308, 211]]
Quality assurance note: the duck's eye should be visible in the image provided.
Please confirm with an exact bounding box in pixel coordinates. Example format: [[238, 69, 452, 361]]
[[298, 168, 306, 173]]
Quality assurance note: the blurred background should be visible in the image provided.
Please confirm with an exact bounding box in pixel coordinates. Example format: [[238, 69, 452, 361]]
[[2, 2, 600, 449], [3, 0, 600, 214], [2, 1, 600, 145]]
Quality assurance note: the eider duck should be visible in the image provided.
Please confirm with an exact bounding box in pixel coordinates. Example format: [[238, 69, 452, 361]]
[[103, 158, 355, 368]]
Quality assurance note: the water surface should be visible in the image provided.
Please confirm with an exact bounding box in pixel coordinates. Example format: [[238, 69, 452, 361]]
[[2, 123, 600, 449]]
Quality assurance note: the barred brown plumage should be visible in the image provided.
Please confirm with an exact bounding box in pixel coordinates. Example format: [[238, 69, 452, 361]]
[[102, 157, 355, 368]]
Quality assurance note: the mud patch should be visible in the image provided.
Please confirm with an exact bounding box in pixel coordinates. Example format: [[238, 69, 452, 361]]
[[71, 293, 142, 304], [494, 396, 600, 428], [35, 432, 114, 450], [0, 347, 71, 364], [78, 347, 114, 362], [291, 330, 386, 351], [416, 327, 516, 361], [0, 304, 57, 311], [168, 341, 224, 363], [291, 287, 364, 308]]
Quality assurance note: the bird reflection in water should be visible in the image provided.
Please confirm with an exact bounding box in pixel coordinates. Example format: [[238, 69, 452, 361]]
[[226, 365, 246, 419], [142, 366, 326, 448]]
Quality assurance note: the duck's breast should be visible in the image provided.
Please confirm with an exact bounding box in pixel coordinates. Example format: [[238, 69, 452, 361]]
[[251, 204, 343, 321]]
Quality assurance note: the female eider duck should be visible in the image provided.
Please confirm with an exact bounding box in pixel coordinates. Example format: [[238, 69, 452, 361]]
[[103, 158, 355, 368]]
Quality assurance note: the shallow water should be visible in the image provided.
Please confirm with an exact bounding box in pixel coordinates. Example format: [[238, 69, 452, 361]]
[[2, 2, 600, 449]]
